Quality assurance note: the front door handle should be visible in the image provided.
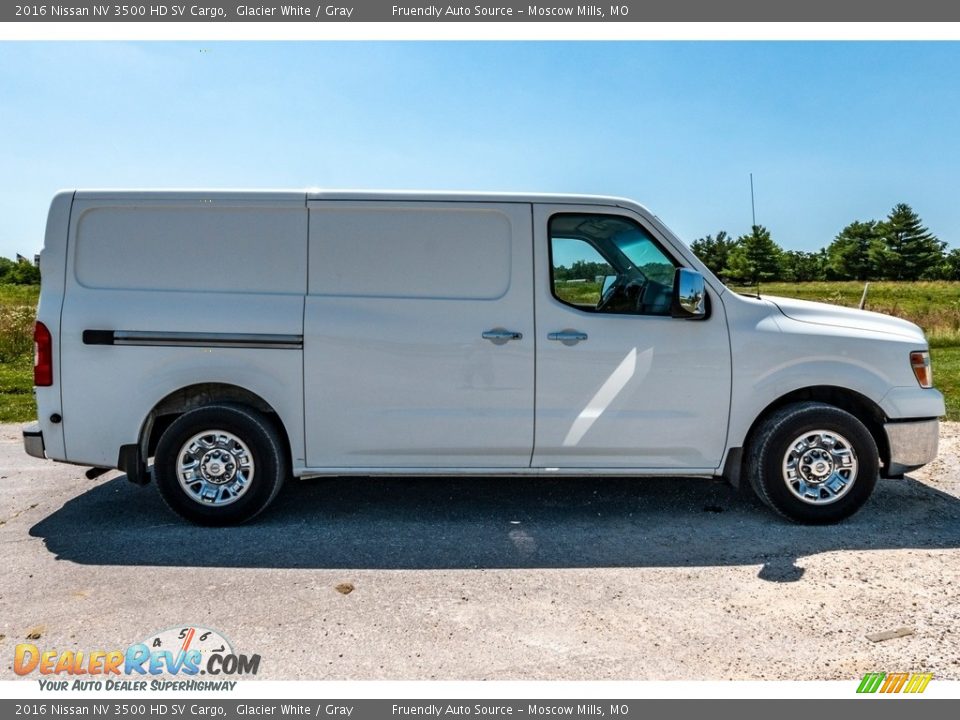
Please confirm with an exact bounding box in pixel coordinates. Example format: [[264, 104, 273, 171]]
[[548, 330, 588, 346], [482, 328, 523, 345]]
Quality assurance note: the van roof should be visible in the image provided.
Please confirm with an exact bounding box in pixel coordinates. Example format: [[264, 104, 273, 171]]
[[70, 188, 648, 211]]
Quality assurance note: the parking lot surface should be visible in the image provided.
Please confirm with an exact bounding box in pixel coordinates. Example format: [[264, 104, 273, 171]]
[[1, 423, 958, 680]]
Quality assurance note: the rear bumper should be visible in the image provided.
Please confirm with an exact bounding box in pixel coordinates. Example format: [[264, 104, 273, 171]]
[[884, 418, 939, 477], [23, 421, 46, 459]]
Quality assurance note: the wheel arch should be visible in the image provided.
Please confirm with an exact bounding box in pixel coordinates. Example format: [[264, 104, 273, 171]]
[[139, 383, 293, 474], [735, 386, 890, 478]]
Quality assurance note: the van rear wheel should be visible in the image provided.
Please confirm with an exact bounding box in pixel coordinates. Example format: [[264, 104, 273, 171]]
[[746, 402, 878, 524], [154, 404, 287, 525]]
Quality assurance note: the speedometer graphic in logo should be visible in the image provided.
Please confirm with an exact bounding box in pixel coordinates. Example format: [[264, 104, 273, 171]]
[[142, 625, 233, 673]]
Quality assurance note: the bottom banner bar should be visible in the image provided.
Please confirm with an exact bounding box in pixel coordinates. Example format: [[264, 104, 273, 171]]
[[0, 699, 955, 720]]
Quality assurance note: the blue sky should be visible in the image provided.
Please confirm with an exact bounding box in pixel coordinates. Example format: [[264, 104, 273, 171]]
[[1, 41, 958, 258]]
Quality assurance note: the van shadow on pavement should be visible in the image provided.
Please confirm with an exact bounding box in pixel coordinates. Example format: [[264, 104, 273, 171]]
[[29, 473, 960, 582]]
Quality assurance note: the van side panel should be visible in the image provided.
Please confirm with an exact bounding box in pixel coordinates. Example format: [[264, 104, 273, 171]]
[[303, 201, 535, 468], [58, 196, 307, 470], [33, 191, 74, 461]]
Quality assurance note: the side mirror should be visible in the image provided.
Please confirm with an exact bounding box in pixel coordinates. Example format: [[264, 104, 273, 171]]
[[671, 268, 706, 319], [600, 275, 617, 296]]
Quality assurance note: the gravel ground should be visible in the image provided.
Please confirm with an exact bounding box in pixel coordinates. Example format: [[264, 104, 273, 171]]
[[0, 422, 958, 681]]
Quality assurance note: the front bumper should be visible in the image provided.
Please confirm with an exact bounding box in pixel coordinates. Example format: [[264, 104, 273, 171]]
[[23, 421, 46, 459], [884, 418, 939, 477]]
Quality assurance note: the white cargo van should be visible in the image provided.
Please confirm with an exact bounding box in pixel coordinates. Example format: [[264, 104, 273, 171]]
[[23, 190, 944, 525]]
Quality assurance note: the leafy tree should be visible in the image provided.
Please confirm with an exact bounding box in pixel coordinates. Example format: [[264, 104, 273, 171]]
[[690, 231, 735, 277], [782, 250, 826, 282], [724, 225, 783, 284], [826, 220, 883, 280], [880, 204, 945, 280], [940, 248, 960, 281], [0, 257, 18, 281]]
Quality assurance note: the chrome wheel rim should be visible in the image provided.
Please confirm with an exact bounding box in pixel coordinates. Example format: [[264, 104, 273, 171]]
[[782, 429, 858, 506], [176, 430, 255, 507]]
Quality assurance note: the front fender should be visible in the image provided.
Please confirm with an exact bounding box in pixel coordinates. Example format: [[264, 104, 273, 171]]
[[726, 357, 896, 451]]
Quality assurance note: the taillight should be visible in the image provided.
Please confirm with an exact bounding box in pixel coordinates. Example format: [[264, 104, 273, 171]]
[[34, 321, 52, 387], [910, 350, 932, 389]]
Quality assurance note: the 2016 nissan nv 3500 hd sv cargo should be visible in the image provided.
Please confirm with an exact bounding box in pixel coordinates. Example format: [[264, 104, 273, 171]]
[[22, 190, 944, 525]]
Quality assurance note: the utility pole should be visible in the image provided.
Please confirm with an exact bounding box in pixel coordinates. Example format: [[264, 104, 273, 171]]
[[750, 173, 757, 228]]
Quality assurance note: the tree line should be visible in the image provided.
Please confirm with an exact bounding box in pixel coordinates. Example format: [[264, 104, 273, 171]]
[[0, 256, 40, 285], [691, 203, 959, 284]]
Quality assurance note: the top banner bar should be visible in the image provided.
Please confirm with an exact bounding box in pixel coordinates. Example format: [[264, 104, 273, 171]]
[[5, 1, 960, 22]]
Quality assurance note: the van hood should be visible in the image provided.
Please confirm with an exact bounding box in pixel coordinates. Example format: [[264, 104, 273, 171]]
[[765, 295, 926, 343]]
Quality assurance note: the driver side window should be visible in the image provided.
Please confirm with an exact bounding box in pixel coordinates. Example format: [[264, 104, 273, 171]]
[[549, 213, 677, 316]]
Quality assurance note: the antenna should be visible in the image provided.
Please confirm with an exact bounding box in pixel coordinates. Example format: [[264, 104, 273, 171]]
[[750, 173, 757, 227]]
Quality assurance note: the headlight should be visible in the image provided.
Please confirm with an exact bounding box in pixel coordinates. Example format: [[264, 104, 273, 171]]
[[910, 350, 933, 388]]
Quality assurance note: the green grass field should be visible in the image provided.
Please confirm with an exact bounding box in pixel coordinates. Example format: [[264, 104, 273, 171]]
[[933, 345, 960, 421], [1, 281, 958, 422], [0, 284, 38, 422]]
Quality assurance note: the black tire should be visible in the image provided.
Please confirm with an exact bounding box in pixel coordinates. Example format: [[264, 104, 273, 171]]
[[154, 404, 287, 526], [745, 402, 878, 524]]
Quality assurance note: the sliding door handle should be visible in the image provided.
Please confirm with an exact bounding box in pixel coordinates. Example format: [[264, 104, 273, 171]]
[[482, 328, 523, 345], [548, 330, 588, 345]]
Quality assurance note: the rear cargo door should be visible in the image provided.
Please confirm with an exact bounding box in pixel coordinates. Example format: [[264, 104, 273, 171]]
[[303, 201, 534, 468]]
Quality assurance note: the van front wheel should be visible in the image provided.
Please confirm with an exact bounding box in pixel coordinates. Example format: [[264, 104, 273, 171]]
[[746, 402, 878, 524], [154, 404, 287, 525]]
